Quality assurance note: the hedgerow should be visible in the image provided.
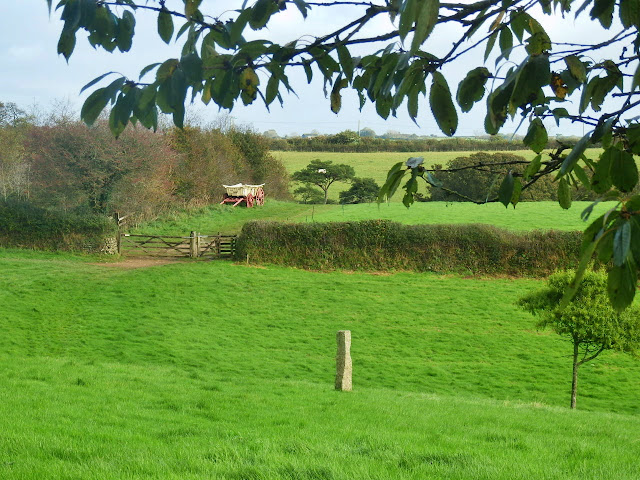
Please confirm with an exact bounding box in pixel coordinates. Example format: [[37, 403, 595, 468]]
[[0, 200, 116, 252], [235, 220, 582, 276]]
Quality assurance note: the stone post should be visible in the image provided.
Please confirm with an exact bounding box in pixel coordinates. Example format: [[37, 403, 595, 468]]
[[335, 330, 352, 391]]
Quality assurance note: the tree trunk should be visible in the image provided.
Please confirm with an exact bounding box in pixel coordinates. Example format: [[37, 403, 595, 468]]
[[571, 342, 579, 409], [323, 188, 328, 204]]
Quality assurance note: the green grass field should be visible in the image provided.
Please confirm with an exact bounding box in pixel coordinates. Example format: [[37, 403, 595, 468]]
[[1, 249, 639, 478], [273, 150, 543, 201], [133, 200, 613, 236], [273, 149, 606, 202]]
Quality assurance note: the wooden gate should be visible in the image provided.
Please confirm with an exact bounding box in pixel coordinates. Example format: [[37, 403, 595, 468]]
[[119, 232, 236, 258]]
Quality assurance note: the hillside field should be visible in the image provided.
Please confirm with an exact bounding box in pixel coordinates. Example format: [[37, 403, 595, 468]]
[[0, 249, 639, 479], [272, 149, 604, 201]]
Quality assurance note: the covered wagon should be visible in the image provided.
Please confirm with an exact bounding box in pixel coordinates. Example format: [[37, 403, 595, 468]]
[[220, 183, 265, 207]]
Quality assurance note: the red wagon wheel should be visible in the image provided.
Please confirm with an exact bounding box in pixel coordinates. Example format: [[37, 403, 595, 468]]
[[246, 193, 255, 208]]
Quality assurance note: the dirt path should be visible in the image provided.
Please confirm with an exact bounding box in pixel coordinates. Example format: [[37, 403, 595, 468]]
[[89, 257, 181, 269]]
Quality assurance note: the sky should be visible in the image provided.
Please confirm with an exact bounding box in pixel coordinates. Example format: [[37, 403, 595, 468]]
[[0, 1, 632, 137]]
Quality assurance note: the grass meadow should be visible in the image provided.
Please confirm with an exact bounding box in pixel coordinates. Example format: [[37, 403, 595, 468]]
[[1, 249, 639, 478], [134, 200, 613, 236], [273, 149, 605, 202]]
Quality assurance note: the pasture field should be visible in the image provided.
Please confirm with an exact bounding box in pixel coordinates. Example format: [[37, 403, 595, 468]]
[[133, 200, 613, 236], [1, 249, 639, 478], [273, 149, 603, 201]]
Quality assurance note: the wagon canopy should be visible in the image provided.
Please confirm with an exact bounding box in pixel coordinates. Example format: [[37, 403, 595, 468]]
[[222, 183, 265, 197]]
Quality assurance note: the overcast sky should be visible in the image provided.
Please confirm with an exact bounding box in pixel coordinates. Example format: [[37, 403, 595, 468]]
[[0, 1, 630, 137]]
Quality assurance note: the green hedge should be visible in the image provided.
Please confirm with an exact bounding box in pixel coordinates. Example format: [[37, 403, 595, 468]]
[[235, 220, 582, 276], [0, 200, 117, 252]]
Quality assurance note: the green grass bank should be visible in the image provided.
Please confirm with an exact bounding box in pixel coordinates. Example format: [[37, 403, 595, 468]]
[[0, 250, 639, 478]]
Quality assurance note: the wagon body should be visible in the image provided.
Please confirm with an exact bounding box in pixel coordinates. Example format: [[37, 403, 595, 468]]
[[220, 183, 265, 207]]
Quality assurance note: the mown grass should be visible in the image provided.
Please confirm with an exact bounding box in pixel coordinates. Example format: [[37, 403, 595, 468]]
[[1, 249, 639, 478], [133, 200, 612, 235]]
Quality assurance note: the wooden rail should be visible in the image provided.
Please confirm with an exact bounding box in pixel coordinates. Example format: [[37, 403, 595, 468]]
[[119, 232, 236, 258]]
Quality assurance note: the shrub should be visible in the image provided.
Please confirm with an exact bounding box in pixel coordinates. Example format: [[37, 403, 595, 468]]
[[339, 178, 380, 204], [235, 220, 582, 276], [0, 199, 116, 251]]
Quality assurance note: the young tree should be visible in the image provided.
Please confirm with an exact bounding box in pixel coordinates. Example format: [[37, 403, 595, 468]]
[[292, 160, 355, 204], [47, 0, 640, 308], [518, 270, 640, 409], [339, 177, 380, 204]]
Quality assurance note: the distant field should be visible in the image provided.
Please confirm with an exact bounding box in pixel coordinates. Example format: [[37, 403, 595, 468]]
[[273, 149, 604, 201], [134, 200, 613, 235], [1, 249, 639, 478]]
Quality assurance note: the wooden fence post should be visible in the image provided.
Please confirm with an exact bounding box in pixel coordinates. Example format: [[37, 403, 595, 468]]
[[116, 230, 122, 255], [189, 231, 197, 258], [335, 330, 352, 391]]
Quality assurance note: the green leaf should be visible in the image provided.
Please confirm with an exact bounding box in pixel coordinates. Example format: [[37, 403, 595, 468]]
[[249, 0, 278, 30], [80, 77, 125, 126], [591, 150, 613, 194], [498, 171, 514, 208], [564, 55, 587, 83], [498, 27, 513, 59], [336, 44, 354, 83], [608, 261, 637, 311], [157, 8, 174, 44], [57, 29, 77, 61], [610, 149, 639, 192], [523, 154, 542, 181], [614, 220, 632, 267], [511, 178, 522, 207], [560, 132, 591, 175], [80, 72, 116, 93], [557, 178, 571, 210], [484, 30, 498, 62], [523, 118, 548, 154], [573, 165, 591, 189], [429, 71, 458, 136], [139, 63, 161, 80], [378, 162, 406, 203], [633, 63, 640, 91], [265, 73, 279, 107], [410, 0, 440, 53], [398, 0, 418, 42], [620, 0, 640, 28], [292, 0, 309, 18], [510, 54, 550, 111], [552, 108, 569, 127], [456, 67, 490, 113], [116, 9, 135, 52], [590, 0, 615, 29]]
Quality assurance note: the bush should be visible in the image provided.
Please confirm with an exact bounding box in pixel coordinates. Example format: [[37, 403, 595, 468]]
[[235, 220, 582, 276], [339, 178, 380, 204], [0, 199, 116, 251]]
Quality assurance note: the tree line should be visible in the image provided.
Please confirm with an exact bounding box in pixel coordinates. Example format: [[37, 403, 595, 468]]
[[0, 101, 290, 224], [266, 130, 581, 153]]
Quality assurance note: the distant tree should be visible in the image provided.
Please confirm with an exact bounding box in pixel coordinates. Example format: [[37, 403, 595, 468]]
[[427, 152, 582, 203], [330, 130, 360, 145], [294, 185, 324, 204], [359, 127, 376, 138], [262, 129, 279, 139], [518, 270, 640, 409], [291, 160, 355, 204], [339, 177, 380, 204]]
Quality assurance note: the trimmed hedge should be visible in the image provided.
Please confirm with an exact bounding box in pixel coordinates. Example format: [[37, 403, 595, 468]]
[[0, 200, 117, 252], [235, 220, 582, 276]]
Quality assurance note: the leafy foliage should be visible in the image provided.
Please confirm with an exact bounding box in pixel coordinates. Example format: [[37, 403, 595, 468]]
[[47, 0, 640, 308], [519, 269, 640, 408]]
